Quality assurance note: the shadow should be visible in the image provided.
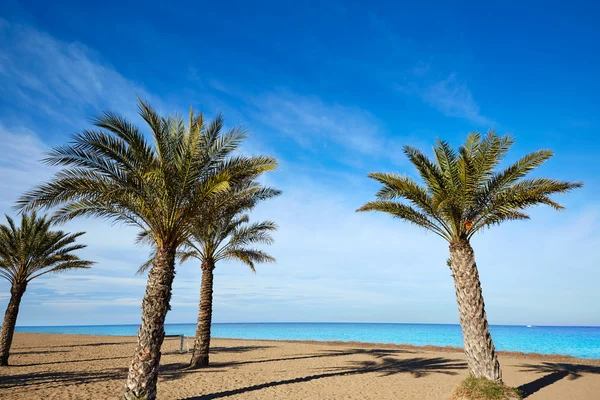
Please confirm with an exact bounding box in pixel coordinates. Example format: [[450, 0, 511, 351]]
[[209, 347, 413, 368], [210, 345, 273, 354], [160, 362, 226, 375], [160, 347, 414, 381], [47, 340, 136, 348], [517, 362, 600, 398], [0, 368, 126, 390], [11, 349, 68, 355], [12, 340, 135, 350], [14, 355, 131, 367], [331, 356, 466, 378], [181, 356, 466, 399]]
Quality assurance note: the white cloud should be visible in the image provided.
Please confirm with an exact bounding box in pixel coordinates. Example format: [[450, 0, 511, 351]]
[[420, 74, 492, 126], [205, 83, 404, 164], [253, 90, 386, 153], [398, 72, 493, 127], [44, 297, 142, 308], [37, 274, 147, 296], [0, 124, 55, 209], [0, 18, 161, 128], [396, 59, 493, 127]]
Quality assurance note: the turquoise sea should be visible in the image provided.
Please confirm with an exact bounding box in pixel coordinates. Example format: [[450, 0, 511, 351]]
[[15, 323, 600, 359]]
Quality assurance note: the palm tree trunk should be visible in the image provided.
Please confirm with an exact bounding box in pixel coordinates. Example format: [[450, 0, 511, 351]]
[[0, 282, 27, 366], [449, 240, 502, 381], [124, 246, 176, 400], [189, 258, 215, 368]]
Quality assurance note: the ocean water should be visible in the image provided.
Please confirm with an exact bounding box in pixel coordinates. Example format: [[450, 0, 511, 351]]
[[15, 323, 600, 359]]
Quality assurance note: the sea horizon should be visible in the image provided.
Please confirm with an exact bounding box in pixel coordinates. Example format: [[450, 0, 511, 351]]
[[15, 321, 600, 328], [16, 322, 600, 359]]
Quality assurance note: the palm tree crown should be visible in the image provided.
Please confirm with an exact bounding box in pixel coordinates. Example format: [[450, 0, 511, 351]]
[[0, 212, 92, 284], [17, 100, 278, 250], [180, 212, 277, 272], [139, 181, 280, 273], [358, 131, 582, 242]]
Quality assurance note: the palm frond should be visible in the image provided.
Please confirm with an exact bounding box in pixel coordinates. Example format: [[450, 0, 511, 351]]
[[18, 99, 279, 253], [357, 201, 451, 240], [223, 249, 276, 273], [0, 213, 93, 285], [360, 132, 582, 242]]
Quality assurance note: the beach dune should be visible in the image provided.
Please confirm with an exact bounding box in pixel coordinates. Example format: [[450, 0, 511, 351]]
[[1, 333, 599, 399]]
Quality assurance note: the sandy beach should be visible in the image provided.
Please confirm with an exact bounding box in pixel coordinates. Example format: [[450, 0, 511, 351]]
[[1, 333, 599, 399]]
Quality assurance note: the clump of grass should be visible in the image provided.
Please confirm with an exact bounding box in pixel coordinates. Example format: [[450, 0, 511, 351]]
[[452, 376, 522, 400]]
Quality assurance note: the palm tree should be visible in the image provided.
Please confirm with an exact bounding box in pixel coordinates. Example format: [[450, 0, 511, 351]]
[[0, 212, 92, 366], [17, 100, 278, 400], [357, 132, 581, 382], [138, 181, 279, 368]]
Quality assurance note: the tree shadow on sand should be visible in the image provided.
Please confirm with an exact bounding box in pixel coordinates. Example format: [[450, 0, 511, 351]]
[[209, 345, 273, 354], [517, 362, 600, 398], [14, 355, 131, 367], [160, 344, 276, 357], [207, 347, 413, 368], [10, 349, 68, 355], [11, 340, 136, 350], [159, 347, 415, 381], [173, 352, 465, 399], [0, 368, 127, 391]]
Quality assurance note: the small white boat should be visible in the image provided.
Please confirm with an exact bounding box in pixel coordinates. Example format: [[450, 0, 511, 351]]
[[526, 325, 532, 328]]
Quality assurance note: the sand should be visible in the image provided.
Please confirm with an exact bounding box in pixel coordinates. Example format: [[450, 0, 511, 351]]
[[1, 333, 599, 399]]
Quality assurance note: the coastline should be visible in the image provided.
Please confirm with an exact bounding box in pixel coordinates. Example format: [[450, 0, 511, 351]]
[[15, 322, 600, 360], [11, 331, 600, 364], [9, 332, 600, 366], [2, 333, 599, 399], [220, 337, 600, 365]]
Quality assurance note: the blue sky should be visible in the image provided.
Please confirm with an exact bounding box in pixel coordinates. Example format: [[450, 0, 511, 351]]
[[0, 1, 598, 327]]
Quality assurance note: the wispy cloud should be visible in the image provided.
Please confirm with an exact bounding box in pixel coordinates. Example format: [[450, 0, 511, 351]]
[[0, 18, 160, 128], [204, 83, 405, 165], [420, 74, 492, 126], [251, 89, 387, 154], [44, 297, 143, 308], [397, 62, 493, 127], [0, 124, 54, 209]]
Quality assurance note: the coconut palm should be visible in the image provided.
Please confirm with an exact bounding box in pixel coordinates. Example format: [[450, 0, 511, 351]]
[[17, 100, 278, 400], [357, 132, 582, 382], [139, 181, 279, 368], [0, 212, 92, 366]]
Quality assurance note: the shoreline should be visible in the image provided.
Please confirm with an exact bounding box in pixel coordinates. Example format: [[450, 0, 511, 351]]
[[16, 322, 600, 328], [13, 332, 600, 365], [222, 337, 600, 365], [4, 333, 600, 399]]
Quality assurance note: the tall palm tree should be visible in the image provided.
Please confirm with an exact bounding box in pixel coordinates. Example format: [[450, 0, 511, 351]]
[[357, 132, 581, 382], [139, 181, 279, 368], [0, 212, 92, 366], [17, 100, 278, 400]]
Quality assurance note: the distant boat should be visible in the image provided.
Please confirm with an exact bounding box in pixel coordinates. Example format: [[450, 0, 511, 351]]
[[527, 325, 532, 328]]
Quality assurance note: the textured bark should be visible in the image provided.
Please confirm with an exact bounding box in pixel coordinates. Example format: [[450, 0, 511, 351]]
[[189, 258, 215, 368], [449, 240, 502, 381], [124, 246, 176, 400], [0, 282, 26, 366]]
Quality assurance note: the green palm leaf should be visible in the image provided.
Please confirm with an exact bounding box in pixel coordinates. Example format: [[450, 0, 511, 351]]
[[0, 213, 92, 284], [359, 130, 582, 242]]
